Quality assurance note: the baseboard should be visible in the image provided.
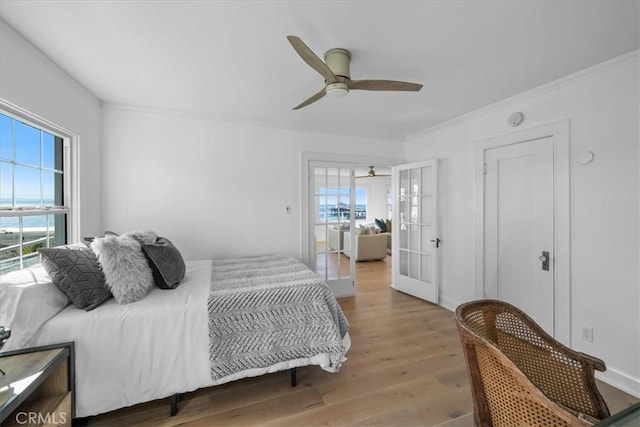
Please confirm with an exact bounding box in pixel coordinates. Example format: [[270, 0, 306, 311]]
[[439, 296, 460, 313], [596, 367, 640, 399]]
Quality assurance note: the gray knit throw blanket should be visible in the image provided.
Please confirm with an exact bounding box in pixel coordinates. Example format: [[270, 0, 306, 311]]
[[208, 255, 349, 381]]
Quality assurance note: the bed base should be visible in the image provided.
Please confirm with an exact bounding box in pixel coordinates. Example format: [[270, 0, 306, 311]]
[[168, 368, 297, 416]]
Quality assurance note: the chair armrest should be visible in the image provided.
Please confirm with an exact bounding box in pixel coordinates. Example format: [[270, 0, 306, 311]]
[[493, 308, 611, 420], [578, 352, 606, 372]]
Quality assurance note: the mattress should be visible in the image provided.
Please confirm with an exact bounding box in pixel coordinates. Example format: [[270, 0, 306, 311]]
[[30, 260, 214, 417]]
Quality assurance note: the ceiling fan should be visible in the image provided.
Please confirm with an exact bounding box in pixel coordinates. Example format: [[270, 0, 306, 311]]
[[356, 166, 392, 179], [287, 35, 423, 110]]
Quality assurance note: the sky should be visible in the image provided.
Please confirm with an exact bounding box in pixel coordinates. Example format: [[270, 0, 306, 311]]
[[0, 113, 57, 204]]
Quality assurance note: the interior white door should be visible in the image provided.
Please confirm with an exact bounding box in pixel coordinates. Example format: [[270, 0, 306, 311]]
[[309, 162, 356, 297], [484, 137, 554, 333], [392, 159, 439, 303]]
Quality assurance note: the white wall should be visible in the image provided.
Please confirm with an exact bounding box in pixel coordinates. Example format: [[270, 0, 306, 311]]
[[358, 177, 391, 223], [405, 52, 640, 396], [0, 18, 103, 236], [101, 106, 400, 261]]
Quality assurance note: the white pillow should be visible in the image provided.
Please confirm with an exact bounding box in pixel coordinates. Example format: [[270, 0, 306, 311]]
[[91, 234, 154, 304], [0, 265, 70, 351], [122, 230, 157, 245]]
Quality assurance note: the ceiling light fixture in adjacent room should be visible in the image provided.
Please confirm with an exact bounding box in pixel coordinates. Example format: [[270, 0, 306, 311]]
[[356, 166, 392, 179]]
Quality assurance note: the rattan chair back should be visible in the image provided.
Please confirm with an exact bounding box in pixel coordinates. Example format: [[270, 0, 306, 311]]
[[456, 299, 610, 426]]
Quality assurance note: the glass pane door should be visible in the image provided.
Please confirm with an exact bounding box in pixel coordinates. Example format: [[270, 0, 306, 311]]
[[310, 163, 356, 297], [392, 159, 439, 303]]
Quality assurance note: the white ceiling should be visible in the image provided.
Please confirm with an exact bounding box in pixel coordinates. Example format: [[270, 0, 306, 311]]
[[1, 1, 638, 141]]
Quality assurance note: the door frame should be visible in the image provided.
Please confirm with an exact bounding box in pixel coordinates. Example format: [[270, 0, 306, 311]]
[[475, 119, 571, 345]]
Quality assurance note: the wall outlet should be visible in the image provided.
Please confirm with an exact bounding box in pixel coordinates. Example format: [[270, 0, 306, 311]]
[[582, 327, 593, 343]]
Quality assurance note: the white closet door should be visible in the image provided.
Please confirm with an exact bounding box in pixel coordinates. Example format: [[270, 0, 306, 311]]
[[483, 137, 554, 333]]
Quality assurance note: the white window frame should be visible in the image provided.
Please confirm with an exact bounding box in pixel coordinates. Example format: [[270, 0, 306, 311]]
[[0, 99, 80, 271]]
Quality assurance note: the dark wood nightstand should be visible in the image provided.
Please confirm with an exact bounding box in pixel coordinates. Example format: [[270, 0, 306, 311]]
[[0, 343, 74, 427]]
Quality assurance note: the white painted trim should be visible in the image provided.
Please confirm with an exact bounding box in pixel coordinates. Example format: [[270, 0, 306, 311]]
[[438, 296, 460, 313], [597, 368, 640, 399], [475, 119, 571, 346], [0, 98, 81, 244], [408, 50, 638, 139]]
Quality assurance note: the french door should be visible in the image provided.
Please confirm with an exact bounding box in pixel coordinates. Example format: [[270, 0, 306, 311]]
[[309, 162, 356, 297], [392, 159, 439, 303]]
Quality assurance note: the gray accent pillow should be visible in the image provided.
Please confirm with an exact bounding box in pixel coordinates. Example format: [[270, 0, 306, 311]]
[[141, 237, 186, 289], [90, 234, 154, 304], [39, 244, 112, 311]]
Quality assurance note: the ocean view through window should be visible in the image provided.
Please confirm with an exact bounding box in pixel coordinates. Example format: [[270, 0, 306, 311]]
[[317, 187, 367, 221], [0, 111, 67, 273]]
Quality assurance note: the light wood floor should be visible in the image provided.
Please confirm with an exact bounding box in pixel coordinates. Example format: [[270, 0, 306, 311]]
[[79, 256, 638, 426]]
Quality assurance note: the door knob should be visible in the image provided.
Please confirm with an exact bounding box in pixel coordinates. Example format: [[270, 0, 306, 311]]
[[539, 255, 548, 262]]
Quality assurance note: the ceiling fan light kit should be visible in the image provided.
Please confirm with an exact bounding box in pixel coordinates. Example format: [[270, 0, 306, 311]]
[[287, 35, 423, 110], [326, 82, 349, 97]]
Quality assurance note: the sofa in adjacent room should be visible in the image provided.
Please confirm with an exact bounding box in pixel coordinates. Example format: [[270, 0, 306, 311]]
[[327, 225, 347, 251], [343, 231, 388, 262]]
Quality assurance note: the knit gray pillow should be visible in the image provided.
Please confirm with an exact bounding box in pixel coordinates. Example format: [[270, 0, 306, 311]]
[[90, 235, 154, 304], [39, 244, 112, 311]]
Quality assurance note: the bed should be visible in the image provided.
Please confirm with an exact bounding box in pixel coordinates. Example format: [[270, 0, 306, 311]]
[[21, 255, 350, 418]]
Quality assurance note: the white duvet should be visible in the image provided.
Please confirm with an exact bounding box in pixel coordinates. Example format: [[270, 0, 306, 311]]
[[29, 260, 351, 418], [30, 260, 213, 417]]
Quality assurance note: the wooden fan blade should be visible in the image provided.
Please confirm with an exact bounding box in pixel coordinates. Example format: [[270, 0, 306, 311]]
[[348, 80, 423, 92], [355, 173, 392, 178], [287, 36, 337, 84], [293, 87, 326, 110]]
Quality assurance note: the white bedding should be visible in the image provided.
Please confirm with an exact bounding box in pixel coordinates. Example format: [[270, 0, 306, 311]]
[[29, 259, 351, 418], [30, 260, 213, 417]]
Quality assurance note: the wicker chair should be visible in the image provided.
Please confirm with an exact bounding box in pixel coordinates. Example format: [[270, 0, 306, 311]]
[[455, 300, 610, 426]]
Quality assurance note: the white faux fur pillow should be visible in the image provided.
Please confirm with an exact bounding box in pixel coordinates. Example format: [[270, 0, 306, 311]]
[[90, 234, 154, 304], [122, 230, 157, 245]]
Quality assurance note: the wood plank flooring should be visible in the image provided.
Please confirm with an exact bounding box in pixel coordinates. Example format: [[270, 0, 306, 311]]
[[79, 256, 638, 426]]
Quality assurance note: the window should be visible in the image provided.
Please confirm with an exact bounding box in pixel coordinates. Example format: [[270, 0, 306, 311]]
[[0, 112, 68, 273], [317, 187, 367, 221]]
